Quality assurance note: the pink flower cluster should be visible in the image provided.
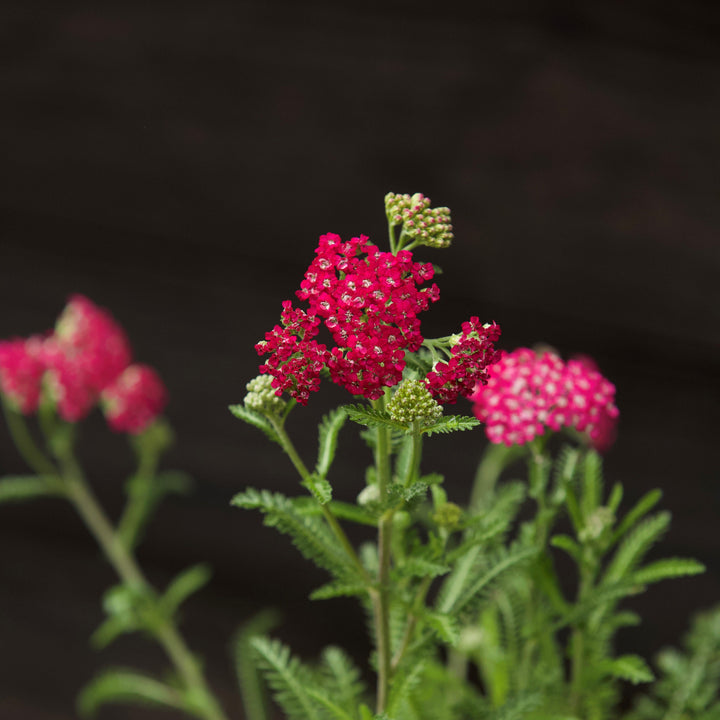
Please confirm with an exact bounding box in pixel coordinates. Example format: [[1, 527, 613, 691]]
[[257, 234, 441, 403], [426, 318, 502, 404], [471, 348, 619, 450], [0, 295, 167, 434]]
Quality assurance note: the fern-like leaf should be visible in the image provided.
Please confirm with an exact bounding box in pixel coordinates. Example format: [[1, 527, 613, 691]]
[[232, 489, 359, 584], [229, 404, 280, 444], [343, 404, 407, 431], [631, 557, 705, 585], [421, 415, 479, 436], [315, 408, 347, 481], [251, 636, 323, 720]]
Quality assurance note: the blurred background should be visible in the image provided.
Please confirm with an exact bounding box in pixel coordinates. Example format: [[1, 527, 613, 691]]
[[0, 0, 718, 717]]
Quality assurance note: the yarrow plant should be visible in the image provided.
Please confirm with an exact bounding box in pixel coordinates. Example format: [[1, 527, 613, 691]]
[[0, 193, 715, 720]]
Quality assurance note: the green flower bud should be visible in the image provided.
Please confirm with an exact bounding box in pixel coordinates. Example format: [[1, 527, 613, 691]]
[[579, 506, 615, 542], [387, 379, 443, 426], [357, 483, 381, 506], [384, 192, 453, 249], [244, 374, 286, 417], [433, 502, 463, 531]]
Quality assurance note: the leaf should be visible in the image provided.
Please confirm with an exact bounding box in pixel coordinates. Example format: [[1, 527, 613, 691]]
[[310, 582, 368, 601], [610, 489, 663, 546], [229, 404, 280, 444], [251, 636, 321, 720], [0, 474, 64, 503], [604, 512, 671, 584], [232, 489, 359, 584], [551, 534, 583, 563], [315, 407, 347, 481], [305, 689, 356, 720], [422, 415, 479, 436], [159, 564, 212, 619], [580, 451, 603, 521], [343, 404, 407, 431], [302, 474, 333, 505], [234, 610, 281, 720], [396, 557, 450, 580], [631, 557, 705, 585], [423, 611, 460, 645], [603, 654, 655, 684], [317, 646, 366, 716], [77, 668, 186, 717]]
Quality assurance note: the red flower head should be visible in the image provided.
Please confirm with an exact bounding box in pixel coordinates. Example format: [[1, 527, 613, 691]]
[[425, 319, 502, 404], [471, 348, 619, 450], [258, 233, 440, 404], [101, 364, 168, 434], [44, 295, 133, 421], [0, 336, 47, 414]]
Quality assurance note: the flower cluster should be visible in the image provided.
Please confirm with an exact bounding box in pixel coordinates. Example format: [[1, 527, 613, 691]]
[[425, 318, 502, 404], [385, 192, 454, 249], [471, 348, 619, 449], [0, 295, 167, 434], [257, 233, 440, 403]]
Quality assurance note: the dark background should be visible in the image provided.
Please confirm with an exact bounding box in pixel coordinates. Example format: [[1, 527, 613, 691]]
[[1, 1, 719, 718]]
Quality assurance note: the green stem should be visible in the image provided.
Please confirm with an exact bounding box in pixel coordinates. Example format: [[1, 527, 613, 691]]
[[469, 442, 526, 512], [269, 418, 369, 583], [569, 564, 593, 715], [1, 398, 58, 476], [371, 395, 393, 714], [52, 440, 227, 720]]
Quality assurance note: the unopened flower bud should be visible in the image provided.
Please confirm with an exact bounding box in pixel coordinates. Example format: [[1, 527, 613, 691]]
[[244, 374, 286, 417], [388, 379, 443, 425], [357, 483, 381, 506], [579, 506, 615, 542], [433, 502, 463, 531], [384, 192, 454, 249]]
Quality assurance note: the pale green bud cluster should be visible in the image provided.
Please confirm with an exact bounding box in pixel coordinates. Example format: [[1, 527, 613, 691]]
[[385, 192, 453, 249], [244, 374, 286, 417], [579, 506, 615, 542], [388, 379, 443, 425], [433, 502, 463, 531]]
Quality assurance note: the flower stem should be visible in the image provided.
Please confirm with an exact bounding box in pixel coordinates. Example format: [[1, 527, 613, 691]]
[[1, 398, 58, 476], [269, 418, 370, 583], [46, 433, 228, 720], [372, 395, 393, 714]]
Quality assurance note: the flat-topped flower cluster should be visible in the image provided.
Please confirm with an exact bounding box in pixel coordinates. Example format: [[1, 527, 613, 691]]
[[256, 231, 501, 406], [472, 347, 618, 449], [0, 295, 166, 433]]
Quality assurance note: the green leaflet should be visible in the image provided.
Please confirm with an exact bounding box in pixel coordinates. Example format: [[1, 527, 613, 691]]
[[77, 668, 186, 717], [315, 407, 347, 481], [602, 654, 654, 685], [421, 415, 479, 436], [229, 404, 280, 444], [250, 636, 322, 720], [159, 563, 213, 620], [234, 610, 281, 720], [0, 474, 65, 502], [232, 488, 360, 584], [344, 404, 407, 431]]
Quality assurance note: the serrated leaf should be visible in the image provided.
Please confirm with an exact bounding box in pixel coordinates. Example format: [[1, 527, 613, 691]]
[[310, 582, 368, 601], [343, 404, 407, 431], [0, 474, 64, 503], [604, 654, 654, 684], [631, 557, 705, 585], [398, 557, 450, 580], [234, 610, 281, 720], [229, 404, 280, 444], [315, 407, 347, 481], [159, 564, 212, 619], [251, 636, 321, 720], [302, 474, 332, 505], [306, 689, 356, 720], [610, 489, 663, 546], [77, 668, 185, 717], [422, 415, 479, 436], [423, 611, 460, 645], [232, 489, 359, 583], [551, 534, 583, 563]]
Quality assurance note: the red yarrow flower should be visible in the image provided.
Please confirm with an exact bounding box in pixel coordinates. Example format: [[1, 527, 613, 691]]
[[101, 364, 168, 434], [258, 233, 440, 403], [425, 319, 502, 404], [471, 348, 619, 450], [43, 295, 133, 421], [0, 336, 47, 414]]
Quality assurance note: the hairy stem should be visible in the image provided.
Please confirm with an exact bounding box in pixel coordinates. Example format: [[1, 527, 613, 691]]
[[55, 446, 228, 720], [372, 394, 393, 714]]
